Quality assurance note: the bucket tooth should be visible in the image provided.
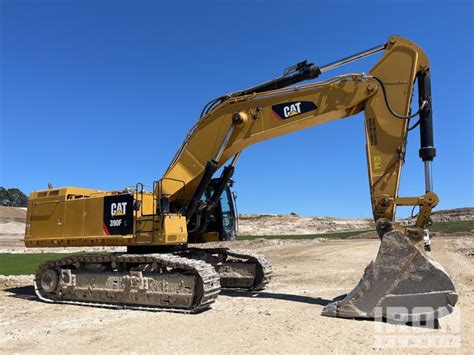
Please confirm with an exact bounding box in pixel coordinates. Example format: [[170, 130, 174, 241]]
[[322, 230, 458, 322]]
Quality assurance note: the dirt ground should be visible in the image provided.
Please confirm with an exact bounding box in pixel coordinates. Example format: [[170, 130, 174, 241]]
[[1, 236, 472, 354]]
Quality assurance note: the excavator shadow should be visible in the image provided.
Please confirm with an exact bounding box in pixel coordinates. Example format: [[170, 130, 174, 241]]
[[4, 285, 38, 301], [220, 290, 441, 328], [220, 289, 342, 306], [5, 285, 335, 306], [2, 286, 442, 328]]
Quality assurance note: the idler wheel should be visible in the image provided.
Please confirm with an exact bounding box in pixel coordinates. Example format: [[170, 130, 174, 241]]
[[40, 269, 59, 293]]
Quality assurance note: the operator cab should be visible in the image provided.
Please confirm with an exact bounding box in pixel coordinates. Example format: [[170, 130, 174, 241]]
[[188, 179, 238, 242], [208, 179, 237, 240]]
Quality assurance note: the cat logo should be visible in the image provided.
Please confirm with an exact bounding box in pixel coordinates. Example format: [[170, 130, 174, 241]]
[[111, 202, 127, 217], [271, 101, 317, 120], [103, 195, 133, 235], [283, 102, 302, 118]]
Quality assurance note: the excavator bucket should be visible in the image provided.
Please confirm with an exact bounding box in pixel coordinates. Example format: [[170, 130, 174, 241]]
[[322, 230, 458, 322]]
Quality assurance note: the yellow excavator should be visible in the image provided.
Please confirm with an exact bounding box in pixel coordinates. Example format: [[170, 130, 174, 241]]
[[25, 35, 457, 321]]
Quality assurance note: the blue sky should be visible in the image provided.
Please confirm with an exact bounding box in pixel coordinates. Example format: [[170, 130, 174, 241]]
[[0, 0, 472, 217]]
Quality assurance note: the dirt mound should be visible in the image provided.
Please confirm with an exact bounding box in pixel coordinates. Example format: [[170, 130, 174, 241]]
[[238, 214, 374, 236], [0, 207, 26, 244], [0, 206, 26, 223], [405, 207, 474, 224], [239, 208, 474, 236], [431, 207, 474, 222]]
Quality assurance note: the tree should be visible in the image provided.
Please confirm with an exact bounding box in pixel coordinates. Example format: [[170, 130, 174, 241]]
[[0, 187, 28, 207]]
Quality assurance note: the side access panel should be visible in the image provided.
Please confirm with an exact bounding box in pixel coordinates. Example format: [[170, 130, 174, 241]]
[[25, 187, 188, 248], [25, 188, 137, 248]]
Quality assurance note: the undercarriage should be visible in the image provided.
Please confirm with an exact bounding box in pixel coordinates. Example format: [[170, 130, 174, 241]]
[[34, 248, 272, 312]]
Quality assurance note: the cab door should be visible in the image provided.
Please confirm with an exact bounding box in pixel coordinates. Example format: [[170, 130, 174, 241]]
[[218, 186, 236, 240]]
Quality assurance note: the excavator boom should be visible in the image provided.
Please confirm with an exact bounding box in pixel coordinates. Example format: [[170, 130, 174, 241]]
[[161, 37, 434, 224]]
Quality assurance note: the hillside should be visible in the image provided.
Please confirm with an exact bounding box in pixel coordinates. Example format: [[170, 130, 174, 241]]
[[0, 205, 26, 223], [239, 208, 474, 236], [238, 214, 374, 236], [0, 206, 26, 237]]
